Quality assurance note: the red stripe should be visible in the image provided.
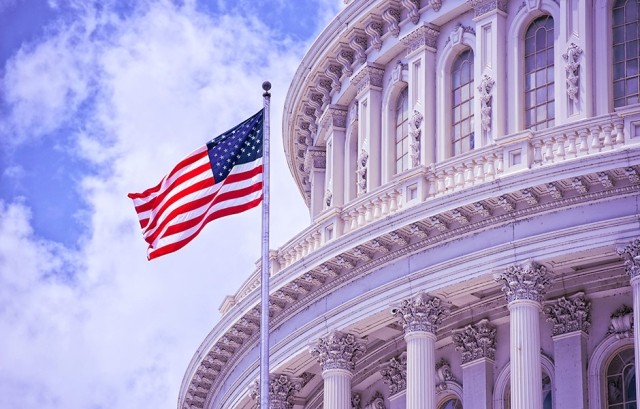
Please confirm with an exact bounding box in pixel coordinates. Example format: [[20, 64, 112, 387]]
[[147, 180, 262, 245], [225, 164, 263, 184], [148, 196, 263, 260]]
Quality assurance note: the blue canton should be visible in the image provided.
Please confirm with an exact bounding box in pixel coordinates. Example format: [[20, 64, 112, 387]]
[[206, 110, 264, 182]]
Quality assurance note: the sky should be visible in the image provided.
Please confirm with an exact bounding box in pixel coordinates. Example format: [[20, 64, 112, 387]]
[[0, 0, 343, 408]]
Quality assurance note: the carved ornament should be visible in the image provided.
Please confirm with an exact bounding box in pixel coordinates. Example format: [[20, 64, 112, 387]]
[[452, 318, 497, 363], [494, 260, 552, 304], [435, 358, 455, 392], [249, 374, 303, 409], [562, 43, 583, 101], [477, 75, 495, 133], [382, 6, 401, 37], [310, 330, 367, 372], [466, 0, 508, 17], [543, 292, 591, 336], [380, 352, 407, 394], [391, 292, 450, 334], [401, 0, 421, 24], [616, 238, 640, 280], [351, 65, 385, 95], [608, 305, 633, 339], [401, 23, 440, 55]]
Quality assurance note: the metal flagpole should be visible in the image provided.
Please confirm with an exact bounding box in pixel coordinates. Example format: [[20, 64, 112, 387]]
[[260, 81, 271, 409]]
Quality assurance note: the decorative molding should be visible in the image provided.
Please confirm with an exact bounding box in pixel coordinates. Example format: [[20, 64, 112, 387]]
[[365, 391, 386, 409], [365, 16, 384, 51], [429, 0, 443, 12], [435, 358, 455, 392], [466, 0, 508, 17], [401, 23, 440, 54], [382, 5, 401, 37], [391, 292, 450, 334], [617, 238, 640, 280], [351, 64, 385, 95], [325, 62, 343, 96], [357, 149, 369, 195], [249, 374, 303, 409], [337, 46, 355, 80], [349, 29, 369, 65], [304, 148, 326, 172], [310, 330, 367, 372], [494, 260, 552, 304], [401, 0, 421, 24], [325, 189, 333, 208], [380, 352, 407, 394], [447, 23, 475, 48], [352, 392, 362, 409], [562, 43, 583, 101], [452, 318, 497, 364], [477, 75, 495, 133], [608, 305, 633, 339], [320, 105, 348, 130], [543, 292, 591, 336], [409, 110, 423, 167], [391, 60, 408, 85]]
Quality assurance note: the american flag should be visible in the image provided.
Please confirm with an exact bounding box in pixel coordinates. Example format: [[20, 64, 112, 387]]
[[128, 110, 264, 260]]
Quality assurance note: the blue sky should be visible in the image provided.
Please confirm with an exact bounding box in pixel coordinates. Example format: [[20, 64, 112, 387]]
[[0, 0, 341, 407]]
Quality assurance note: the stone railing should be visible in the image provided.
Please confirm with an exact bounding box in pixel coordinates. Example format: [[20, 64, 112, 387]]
[[220, 110, 638, 314]]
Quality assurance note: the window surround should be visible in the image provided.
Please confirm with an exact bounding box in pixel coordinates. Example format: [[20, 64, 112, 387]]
[[381, 62, 409, 183], [507, 0, 562, 133], [436, 26, 477, 161], [345, 103, 359, 202], [436, 381, 464, 408], [588, 333, 634, 409]]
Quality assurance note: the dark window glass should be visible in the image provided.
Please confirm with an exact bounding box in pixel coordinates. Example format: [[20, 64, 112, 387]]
[[524, 15, 555, 130], [395, 87, 409, 174], [613, 0, 640, 108], [451, 49, 475, 156]]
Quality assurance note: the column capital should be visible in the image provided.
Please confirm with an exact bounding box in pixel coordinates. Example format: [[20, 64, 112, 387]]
[[391, 292, 450, 334], [543, 292, 591, 336], [466, 0, 508, 18], [380, 351, 407, 395], [452, 318, 497, 364], [400, 22, 440, 55], [494, 260, 552, 304], [310, 330, 367, 372], [617, 238, 640, 280], [350, 64, 385, 95], [249, 374, 303, 409]]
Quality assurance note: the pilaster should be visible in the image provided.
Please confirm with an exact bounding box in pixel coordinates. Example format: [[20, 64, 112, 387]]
[[304, 147, 326, 218], [401, 23, 440, 166], [617, 239, 640, 401], [320, 106, 348, 209]]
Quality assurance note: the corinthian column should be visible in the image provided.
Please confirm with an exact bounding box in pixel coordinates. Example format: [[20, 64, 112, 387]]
[[495, 260, 551, 409], [249, 374, 303, 409], [617, 239, 640, 399], [310, 330, 367, 409], [392, 293, 450, 409]]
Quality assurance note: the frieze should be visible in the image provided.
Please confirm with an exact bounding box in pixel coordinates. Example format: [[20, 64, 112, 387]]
[[543, 292, 591, 336], [401, 23, 440, 55], [494, 260, 551, 304], [617, 238, 640, 280], [310, 330, 367, 372], [391, 292, 450, 334], [452, 318, 496, 364], [380, 352, 407, 394]]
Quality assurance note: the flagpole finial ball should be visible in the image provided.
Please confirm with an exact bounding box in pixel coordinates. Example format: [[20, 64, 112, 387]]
[[262, 81, 271, 92]]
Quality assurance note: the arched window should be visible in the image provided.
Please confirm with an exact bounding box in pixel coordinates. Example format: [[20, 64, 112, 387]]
[[451, 49, 475, 156], [439, 398, 463, 409], [395, 87, 409, 174], [524, 16, 555, 130], [501, 370, 553, 409], [613, 0, 640, 108], [606, 347, 636, 408]]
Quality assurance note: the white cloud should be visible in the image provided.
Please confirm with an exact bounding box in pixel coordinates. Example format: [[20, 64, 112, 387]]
[[0, 0, 341, 408]]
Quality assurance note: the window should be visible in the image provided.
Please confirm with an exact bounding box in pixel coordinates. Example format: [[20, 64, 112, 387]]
[[524, 16, 555, 130], [451, 49, 475, 156], [606, 347, 636, 408], [613, 0, 640, 108], [504, 371, 553, 409], [439, 398, 463, 409], [395, 87, 409, 174]]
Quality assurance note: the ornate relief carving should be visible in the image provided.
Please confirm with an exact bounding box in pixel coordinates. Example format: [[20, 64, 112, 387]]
[[401, 0, 421, 24], [401, 23, 440, 54], [474, 202, 492, 217], [391, 60, 408, 84], [407, 222, 429, 238], [317, 77, 333, 109], [521, 188, 538, 205], [497, 195, 515, 211], [352, 393, 362, 409], [310, 330, 367, 372], [321, 105, 348, 130], [447, 23, 475, 47], [617, 239, 640, 280], [351, 65, 385, 95], [466, 0, 508, 17], [365, 17, 385, 51], [337, 47, 355, 79], [249, 374, 303, 409], [349, 30, 369, 65], [325, 189, 333, 207], [382, 6, 401, 37], [572, 177, 588, 194], [435, 358, 455, 392], [304, 148, 326, 172], [543, 292, 591, 336], [380, 352, 407, 394], [452, 318, 497, 363], [626, 167, 640, 184], [325, 62, 343, 95], [365, 391, 386, 409], [349, 101, 359, 125], [357, 149, 369, 195], [477, 75, 495, 133], [409, 110, 423, 167], [562, 43, 583, 101], [430, 0, 443, 11], [494, 260, 552, 304], [608, 305, 633, 339], [391, 292, 450, 334]]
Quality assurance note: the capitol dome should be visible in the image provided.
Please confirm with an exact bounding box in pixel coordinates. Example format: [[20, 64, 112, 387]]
[[179, 1, 640, 408]]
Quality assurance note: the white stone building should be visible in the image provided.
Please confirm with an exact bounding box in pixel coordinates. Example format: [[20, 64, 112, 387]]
[[178, 0, 640, 408]]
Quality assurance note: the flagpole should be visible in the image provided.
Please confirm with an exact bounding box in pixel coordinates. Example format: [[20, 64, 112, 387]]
[[260, 81, 271, 409]]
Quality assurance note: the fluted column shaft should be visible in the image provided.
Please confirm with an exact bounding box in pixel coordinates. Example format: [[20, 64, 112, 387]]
[[405, 331, 436, 409], [509, 299, 543, 409], [323, 368, 352, 409], [632, 276, 640, 400]]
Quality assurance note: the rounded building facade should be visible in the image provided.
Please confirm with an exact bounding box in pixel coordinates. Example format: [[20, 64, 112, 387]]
[[179, 1, 640, 408]]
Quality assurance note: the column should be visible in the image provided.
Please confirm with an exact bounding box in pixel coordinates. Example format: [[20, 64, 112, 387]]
[[320, 106, 348, 208], [543, 292, 591, 409], [249, 374, 303, 409], [495, 260, 551, 409], [350, 64, 384, 193], [310, 330, 367, 409], [467, 0, 508, 144], [392, 293, 450, 409], [400, 23, 440, 165], [617, 239, 640, 399], [305, 147, 326, 218], [452, 318, 496, 409]]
